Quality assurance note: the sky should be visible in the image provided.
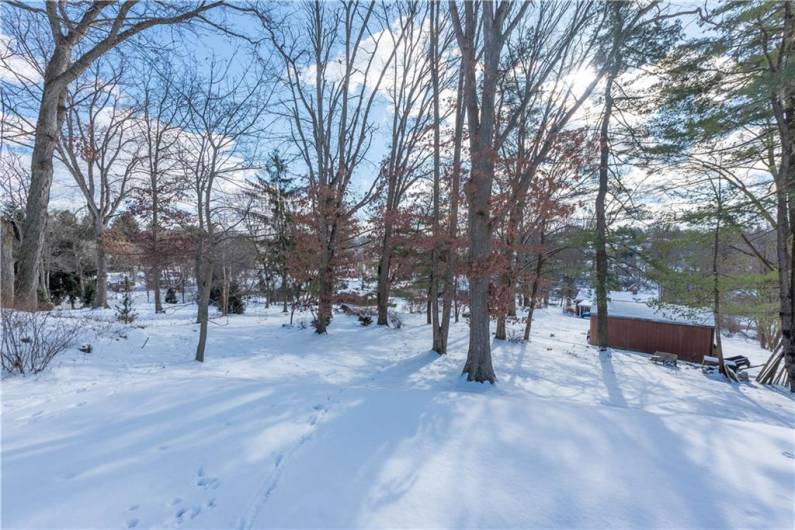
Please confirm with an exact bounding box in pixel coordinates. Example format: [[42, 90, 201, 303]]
[[0, 1, 765, 230]]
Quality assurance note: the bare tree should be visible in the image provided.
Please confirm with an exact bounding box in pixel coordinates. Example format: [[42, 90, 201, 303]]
[[261, 1, 405, 333], [130, 59, 186, 314], [2, 0, 227, 310], [436, 65, 466, 354], [492, 0, 603, 341], [375, 2, 439, 327], [56, 60, 140, 309], [448, 0, 531, 382], [178, 56, 271, 362]]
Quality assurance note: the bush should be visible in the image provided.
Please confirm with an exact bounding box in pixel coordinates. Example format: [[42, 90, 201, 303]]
[[165, 287, 178, 304], [1, 310, 80, 375], [81, 283, 96, 307], [388, 311, 402, 329], [335, 291, 376, 306], [358, 313, 373, 326], [210, 282, 246, 314]]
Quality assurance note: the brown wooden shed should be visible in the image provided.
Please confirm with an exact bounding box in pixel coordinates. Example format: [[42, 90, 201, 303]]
[[588, 301, 715, 364]]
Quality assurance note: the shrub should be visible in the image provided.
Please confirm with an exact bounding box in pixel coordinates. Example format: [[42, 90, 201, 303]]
[[81, 283, 96, 307], [114, 277, 137, 324], [358, 313, 373, 326], [165, 287, 178, 304], [210, 282, 246, 314], [335, 291, 376, 306], [388, 311, 402, 329], [1, 310, 80, 375]]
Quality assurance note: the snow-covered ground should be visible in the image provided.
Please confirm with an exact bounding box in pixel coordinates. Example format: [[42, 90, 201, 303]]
[[3, 296, 794, 529]]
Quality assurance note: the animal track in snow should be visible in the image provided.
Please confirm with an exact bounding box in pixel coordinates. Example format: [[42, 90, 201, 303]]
[[196, 466, 220, 490], [237, 399, 335, 530]]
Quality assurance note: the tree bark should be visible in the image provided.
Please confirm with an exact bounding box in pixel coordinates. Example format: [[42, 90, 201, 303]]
[[152, 265, 163, 313], [523, 220, 547, 340], [195, 254, 213, 363], [430, 0, 443, 352], [15, 51, 70, 310], [282, 267, 289, 313], [376, 223, 394, 326], [452, 1, 512, 383], [712, 198, 728, 377], [595, 70, 619, 350], [1, 220, 15, 308], [315, 246, 334, 334], [94, 221, 109, 309], [439, 68, 466, 353]]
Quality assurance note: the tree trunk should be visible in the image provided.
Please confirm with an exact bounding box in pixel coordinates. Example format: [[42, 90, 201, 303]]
[[1, 221, 16, 308], [94, 221, 109, 309], [495, 313, 506, 340], [152, 265, 163, 313], [712, 204, 728, 377], [195, 255, 213, 363], [458, 2, 502, 384], [221, 263, 229, 317], [595, 68, 617, 350], [152, 185, 163, 313], [315, 247, 334, 334], [376, 223, 393, 326], [464, 141, 497, 383], [15, 50, 70, 311], [438, 67, 466, 354], [282, 268, 289, 313], [523, 258, 544, 341], [426, 279, 433, 325], [430, 0, 443, 353], [523, 224, 547, 341]]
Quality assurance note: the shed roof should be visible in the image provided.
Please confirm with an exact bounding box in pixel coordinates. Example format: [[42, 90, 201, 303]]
[[591, 299, 714, 327]]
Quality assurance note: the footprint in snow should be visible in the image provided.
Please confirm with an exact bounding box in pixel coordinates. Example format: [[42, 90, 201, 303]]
[[126, 518, 139, 528], [170, 498, 182, 506], [128, 505, 139, 511], [196, 466, 220, 490], [783, 451, 794, 459]]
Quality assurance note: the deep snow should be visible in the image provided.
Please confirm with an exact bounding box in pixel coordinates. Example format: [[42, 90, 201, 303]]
[[2, 296, 794, 529]]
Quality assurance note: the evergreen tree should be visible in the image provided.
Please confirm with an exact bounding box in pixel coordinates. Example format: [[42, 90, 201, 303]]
[[655, 1, 795, 389], [115, 277, 137, 324]]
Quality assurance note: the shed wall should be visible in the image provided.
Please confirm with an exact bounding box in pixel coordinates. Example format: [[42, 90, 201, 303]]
[[589, 316, 714, 363]]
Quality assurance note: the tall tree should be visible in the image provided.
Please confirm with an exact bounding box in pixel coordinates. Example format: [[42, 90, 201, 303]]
[[261, 1, 404, 333], [592, 0, 688, 349], [492, 0, 604, 340], [449, 0, 531, 382], [1, 0, 226, 310], [657, 1, 795, 389], [245, 152, 299, 313], [375, 1, 436, 328], [179, 57, 270, 362], [129, 59, 186, 314], [56, 60, 140, 309]]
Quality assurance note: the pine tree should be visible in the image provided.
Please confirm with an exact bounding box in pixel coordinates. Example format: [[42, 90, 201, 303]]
[[115, 277, 137, 324], [654, 1, 795, 390]]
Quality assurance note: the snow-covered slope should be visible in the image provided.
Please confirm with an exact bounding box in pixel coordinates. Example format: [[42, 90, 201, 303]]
[[2, 301, 793, 529]]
